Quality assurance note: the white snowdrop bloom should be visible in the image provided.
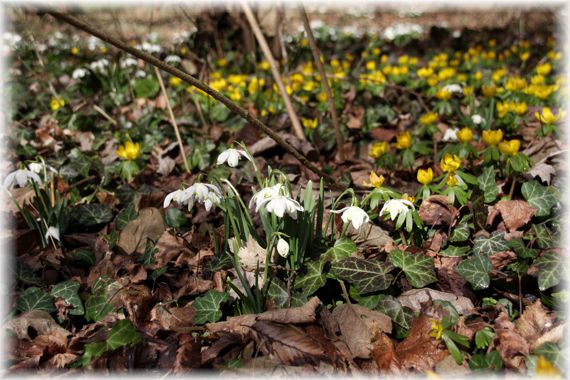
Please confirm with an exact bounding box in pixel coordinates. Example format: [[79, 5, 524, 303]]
[[72, 68, 89, 80], [442, 128, 459, 142], [471, 114, 485, 125], [380, 199, 414, 221], [3, 169, 43, 189], [257, 195, 304, 219], [164, 183, 222, 212], [276, 238, 289, 258], [165, 55, 182, 65], [135, 69, 147, 78], [140, 42, 162, 54], [216, 148, 250, 168], [87, 36, 99, 51], [27, 162, 56, 175], [148, 32, 159, 42], [443, 83, 463, 94], [310, 20, 324, 29], [452, 30, 462, 38], [45, 226, 60, 242], [2, 32, 22, 51], [249, 184, 285, 210], [121, 57, 138, 68], [331, 206, 370, 230], [383, 23, 423, 41], [89, 59, 109, 73]]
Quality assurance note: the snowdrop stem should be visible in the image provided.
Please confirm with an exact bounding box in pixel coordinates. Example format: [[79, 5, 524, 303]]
[[325, 188, 356, 236], [222, 179, 256, 238], [337, 280, 351, 304], [399, 230, 408, 246], [508, 177, 517, 200], [235, 142, 263, 187]]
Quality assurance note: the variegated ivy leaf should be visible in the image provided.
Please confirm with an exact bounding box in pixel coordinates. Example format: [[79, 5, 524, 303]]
[[294, 260, 326, 297], [531, 224, 557, 249], [50, 280, 84, 315], [192, 290, 229, 324], [473, 232, 509, 256], [521, 180, 558, 217], [322, 238, 357, 263], [17, 287, 56, 313], [449, 220, 470, 242], [533, 252, 563, 291], [477, 167, 499, 203], [331, 257, 393, 294], [268, 278, 307, 307], [456, 254, 492, 290], [376, 295, 411, 330], [439, 245, 471, 257], [388, 250, 437, 288]]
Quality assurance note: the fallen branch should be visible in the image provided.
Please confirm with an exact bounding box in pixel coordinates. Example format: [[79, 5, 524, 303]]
[[42, 10, 338, 186], [299, 5, 345, 161], [240, 2, 306, 141]]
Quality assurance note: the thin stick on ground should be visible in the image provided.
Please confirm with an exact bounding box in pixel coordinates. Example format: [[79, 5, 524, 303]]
[[43, 10, 339, 187], [93, 105, 117, 126], [154, 66, 191, 174], [299, 5, 345, 161], [240, 2, 306, 141]]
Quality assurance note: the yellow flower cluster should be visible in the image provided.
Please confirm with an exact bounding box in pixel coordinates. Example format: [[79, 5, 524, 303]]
[[496, 100, 528, 118]]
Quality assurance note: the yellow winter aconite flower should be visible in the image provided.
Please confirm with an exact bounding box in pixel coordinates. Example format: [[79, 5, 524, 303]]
[[481, 84, 497, 98], [463, 86, 474, 96], [446, 173, 458, 187], [369, 141, 388, 158], [535, 356, 561, 378], [417, 168, 433, 185], [440, 153, 461, 172], [116, 141, 141, 161], [71, 47, 79, 55], [316, 92, 327, 103], [520, 51, 530, 61], [50, 97, 65, 111], [499, 139, 521, 156], [437, 67, 455, 81], [536, 63, 552, 76], [505, 76, 527, 91], [169, 77, 182, 87], [217, 58, 228, 67], [457, 127, 474, 144], [497, 101, 528, 118], [395, 131, 412, 150], [302, 117, 318, 129], [258, 60, 270, 71], [368, 172, 385, 188], [366, 61, 376, 71], [492, 68, 507, 82], [535, 107, 565, 124], [419, 112, 438, 125], [435, 87, 451, 101], [248, 77, 265, 94], [430, 319, 444, 340], [482, 129, 504, 146], [417, 67, 434, 78]]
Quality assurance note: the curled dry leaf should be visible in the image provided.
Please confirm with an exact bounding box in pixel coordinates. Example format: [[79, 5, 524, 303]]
[[515, 300, 556, 342], [117, 208, 166, 255], [331, 303, 392, 359], [398, 288, 474, 315], [7, 310, 71, 341], [395, 315, 448, 371], [151, 231, 191, 269], [487, 200, 536, 232], [493, 312, 529, 370], [419, 195, 458, 226], [371, 332, 400, 372], [346, 221, 394, 250], [250, 321, 327, 366], [489, 250, 517, 274], [530, 323, 564, 351], [229, 236, 267, 272]]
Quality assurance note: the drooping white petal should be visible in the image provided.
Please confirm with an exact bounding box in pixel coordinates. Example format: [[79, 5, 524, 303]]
[[216, 150, 230, 165], [276, 238, 289, 258], [45, 226, 60, 241]]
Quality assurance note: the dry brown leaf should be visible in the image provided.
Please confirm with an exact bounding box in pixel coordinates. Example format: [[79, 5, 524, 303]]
[[515, 300, 556, 342], [398, 288, 474, 315], [250, 321, 326, 366], [396, 315, 448, 371], [331, 303, 392, 359], [117, 208, 166, 255], [494, 312, 529, 371], [173, 334, 201, 373], [151, 231, 191, 269], [73, 131, 95, 152], [419, 195, 458, 226], [229, 236, 267, 272], [44, 353, 77, 369], [346, 105, 365, 130], [371, 332, 400, 371], [487, 200, 536, 232], [489, 250, 517, 273], [7, 310, 71, 341], [527, 161, 556, 185], [201, 333, 243, 365], [346, 223, 394, 250], [434, 355, 470, 376], [530, 323, 564, 351]]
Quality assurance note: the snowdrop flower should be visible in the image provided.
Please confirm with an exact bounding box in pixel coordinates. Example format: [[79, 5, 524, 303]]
[[471, 114, 485, 125], [249, 184, 286, 210], [89, 59, 109, 73], [28, 162, 57, 175], [331, 206, 370, 230], [3, 169, 43, 189], [120, 57, 138, 68], [45, 226, 60, 242], [442, 128, 459, 142], [165, 55, 182, 65], [164, 183, 222, 212], [135, 69, 147, 78], [443, 84, 463, 94], [72, 68, 89, 80], [276, 238, 289, 258], [139, 42, 162, 54], [383, 23, 423, 40], [380, 199, 414, 221], [216, 148, 251, 168], [257, 195, 303, 219]]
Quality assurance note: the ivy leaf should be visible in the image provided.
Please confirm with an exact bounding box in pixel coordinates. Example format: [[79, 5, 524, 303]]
[[17, 287, 56, 313], [133, 77, 160, 98], [533, 253, 563, 291], [376, 295, 411, 330], [473, 232, 508, 256], [439, 245, 471, 257], [50, 280, 84, 316], [449, 220, 470, 242], [477, 167, 499, 203], [456, 254, 492, 290], [193, 290, 229, 324], [81, 341, 107, 367], [533, 343, 563, 370], [331, 257, 393, 294], [506, 239, 538, 259], [348, 286, 381, 309], [531, 224, 557, 249], [71, 248, 96, 266], [164, 208, 188, 228], [69, 203, 113, 227], [107, 320, 141, 350], [322, 238, 357, 263], [115, 203, 137, 230], [388, 250, 437, 288], [475, 327, 495, 349], [85, 294, 114, 322], [294, 260, 326, 297], [521, 180, 558, 217]]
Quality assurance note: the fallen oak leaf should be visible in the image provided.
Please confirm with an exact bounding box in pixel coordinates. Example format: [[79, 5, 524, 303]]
[[487, 200, 536, 232], [117, 208, 166, 255], [419, 195, 458, 227]]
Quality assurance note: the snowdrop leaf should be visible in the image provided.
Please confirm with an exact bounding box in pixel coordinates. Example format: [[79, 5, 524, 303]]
[[331, 258, 393, 294], [388, 250, 437, 288]]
